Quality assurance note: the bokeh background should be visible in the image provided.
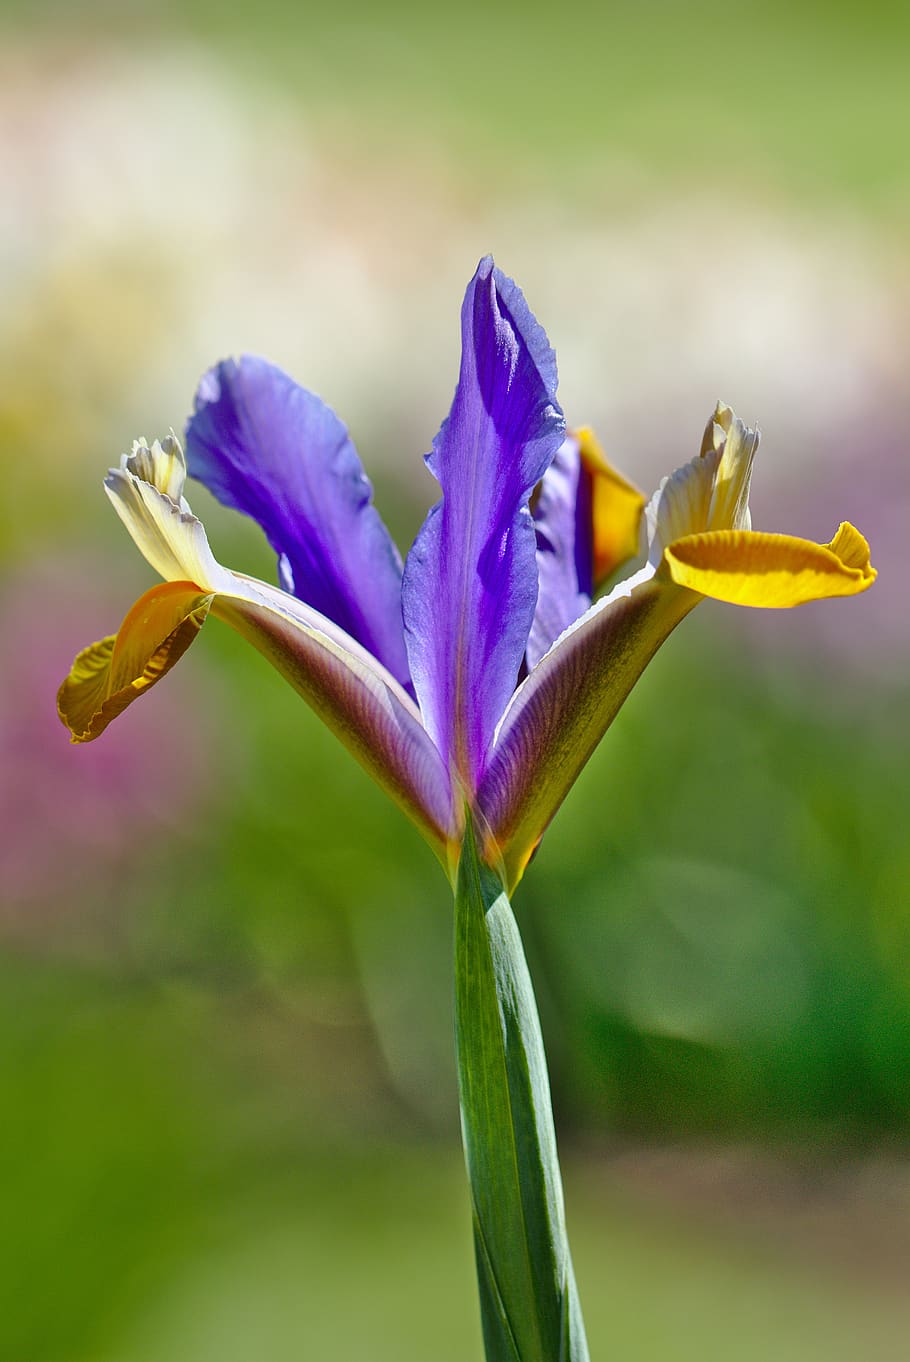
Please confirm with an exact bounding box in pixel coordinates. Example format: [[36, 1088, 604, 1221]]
[[2, 1, 908, 1358]]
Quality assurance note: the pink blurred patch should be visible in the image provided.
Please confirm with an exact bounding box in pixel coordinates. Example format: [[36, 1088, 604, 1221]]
[[0, 559, 219, 934]]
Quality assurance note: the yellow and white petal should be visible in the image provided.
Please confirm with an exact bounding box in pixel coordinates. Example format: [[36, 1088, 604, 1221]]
[[704, 402, 759, 532], [662, 523, 876, 607], [104, 450, 233, 594], [58, 580, 213, 742], [645, 447, 720, 560], [575, 426, 646, 587], [124, 434, 188, 503], [647, 403, 760, 560]]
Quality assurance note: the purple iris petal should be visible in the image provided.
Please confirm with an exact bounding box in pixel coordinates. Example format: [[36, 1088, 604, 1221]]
[[527, 435, 594, 671], [402, 257, 565, 789], [185, 356, 410, 687]]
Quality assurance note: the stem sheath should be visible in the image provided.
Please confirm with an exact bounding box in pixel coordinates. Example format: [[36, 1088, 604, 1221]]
[[454, 817, 589, 1362]]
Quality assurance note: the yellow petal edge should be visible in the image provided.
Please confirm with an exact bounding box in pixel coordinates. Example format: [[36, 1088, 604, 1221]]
[[58, 580, 213, 742], [663, 522, 876, 608], [575, 426, 646, 587]]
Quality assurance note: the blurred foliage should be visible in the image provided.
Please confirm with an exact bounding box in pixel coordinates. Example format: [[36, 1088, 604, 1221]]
[[0, 958, 219, 1362], [524, 626, 910, 1136], [4, 0, 909, 224]]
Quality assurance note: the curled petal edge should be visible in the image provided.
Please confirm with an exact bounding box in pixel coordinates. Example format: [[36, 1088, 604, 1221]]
[[58, 581, 214, 743]]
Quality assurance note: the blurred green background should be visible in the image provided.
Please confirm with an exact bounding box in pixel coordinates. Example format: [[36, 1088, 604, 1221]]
[[1, 1, 908, 1359]]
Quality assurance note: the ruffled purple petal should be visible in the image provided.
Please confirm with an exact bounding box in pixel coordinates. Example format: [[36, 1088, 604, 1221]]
[[185, 356, 410, 687], [527, 434, 594, 670], [401, 258, 565, 790]]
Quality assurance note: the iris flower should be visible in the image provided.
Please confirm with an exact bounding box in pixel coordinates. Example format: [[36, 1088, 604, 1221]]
[[58, 256, 876, 1362], [59, 257, 874, 889]]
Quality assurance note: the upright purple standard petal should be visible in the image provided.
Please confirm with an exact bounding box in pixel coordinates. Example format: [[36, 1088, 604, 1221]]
[[402, 258, 565, 791], [185, 356, 410, 687], [527, 435, 593, 670]]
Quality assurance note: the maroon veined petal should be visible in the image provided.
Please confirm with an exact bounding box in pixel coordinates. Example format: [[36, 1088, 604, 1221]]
[[478, 569, 696, 890]]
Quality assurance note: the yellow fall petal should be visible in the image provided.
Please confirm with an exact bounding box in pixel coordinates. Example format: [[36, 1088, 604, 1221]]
[[663, 522, 876, 607], [58, 581, 214, 742], [575, 426, 646, 587]]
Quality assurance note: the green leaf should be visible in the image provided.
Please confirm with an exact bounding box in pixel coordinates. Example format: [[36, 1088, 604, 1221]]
[[454, 816, 589, 1362]]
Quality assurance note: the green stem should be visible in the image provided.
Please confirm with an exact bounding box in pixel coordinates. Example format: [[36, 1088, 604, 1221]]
[[454, 816, 589, 1362]]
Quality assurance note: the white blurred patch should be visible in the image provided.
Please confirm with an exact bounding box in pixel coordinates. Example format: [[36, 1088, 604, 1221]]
[[1, 39, 906, 503]]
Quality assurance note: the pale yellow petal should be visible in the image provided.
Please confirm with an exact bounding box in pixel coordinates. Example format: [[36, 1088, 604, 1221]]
[[646, 403, 759, 560], [699, 401, 733, 457], [645, 448, 719, 558], [104, 460, 231, 593], [662, 523, 876, 607], [706, 405, 759, 531], [124, 434, 187, 502]]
